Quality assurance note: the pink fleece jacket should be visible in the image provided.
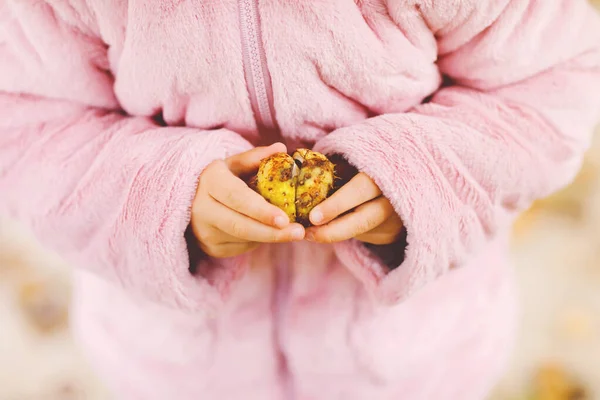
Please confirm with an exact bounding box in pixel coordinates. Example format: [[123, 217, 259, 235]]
[[2, 1, 600, 399]]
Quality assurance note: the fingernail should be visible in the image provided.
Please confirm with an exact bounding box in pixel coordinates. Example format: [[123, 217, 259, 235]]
[[311, 209, 323, 224], [305, 231, 315, 242], [292, 227, 305, 240], [274, 215, 288, 228]]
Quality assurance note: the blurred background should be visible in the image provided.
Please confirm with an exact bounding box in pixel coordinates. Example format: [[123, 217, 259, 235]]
[[2, 2, 600, 399]]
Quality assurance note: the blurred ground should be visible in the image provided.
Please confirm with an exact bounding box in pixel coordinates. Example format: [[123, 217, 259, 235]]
[[2, 2, 600, 398], [491, 128, 600, 400]]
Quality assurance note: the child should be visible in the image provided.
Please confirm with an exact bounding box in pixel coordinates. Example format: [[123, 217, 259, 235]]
[[1, 0, 600, 398]]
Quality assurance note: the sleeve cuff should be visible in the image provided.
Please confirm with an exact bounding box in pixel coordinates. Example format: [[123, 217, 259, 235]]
[[128, 128, 254, 313], [313, 116, 450, 305]]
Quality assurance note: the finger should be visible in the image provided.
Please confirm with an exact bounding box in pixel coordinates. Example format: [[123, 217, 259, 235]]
[[208, 200, 305, 243], [309, 173, 381, 226], [200, 241, 260, 259], [204, 229, 245, 245], [206, 165, 291, 228], [306, 197, 393, 243], [354, 216, 403, 245], [191, 217, 251, 247], [226, 142, 287, 176], [190, 215, 229, 247], [203, 226, 266, 246], [354, 232, 398, 245]]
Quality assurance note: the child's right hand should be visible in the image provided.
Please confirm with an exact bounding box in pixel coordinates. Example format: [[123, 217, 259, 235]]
[[191, 143, 306, 258]]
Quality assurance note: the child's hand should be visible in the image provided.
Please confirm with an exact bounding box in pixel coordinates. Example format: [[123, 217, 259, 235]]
[[191, 143, 305, 258], [306, 172, 403, 245]]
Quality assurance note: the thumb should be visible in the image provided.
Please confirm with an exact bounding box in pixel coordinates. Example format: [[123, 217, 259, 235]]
[[226, 142, 287, 176]]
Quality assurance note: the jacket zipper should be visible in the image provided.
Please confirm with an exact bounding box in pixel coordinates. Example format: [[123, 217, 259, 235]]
[[238, 1, 292, 398], [238, 0, 281, 143]]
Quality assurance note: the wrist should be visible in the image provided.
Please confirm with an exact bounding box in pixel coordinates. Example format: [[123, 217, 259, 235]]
[[185, 224, 209, 274], [362, 226, 408, 270]]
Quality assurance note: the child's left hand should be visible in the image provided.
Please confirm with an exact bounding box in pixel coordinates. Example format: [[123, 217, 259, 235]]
[[305, 172, 403, 245]]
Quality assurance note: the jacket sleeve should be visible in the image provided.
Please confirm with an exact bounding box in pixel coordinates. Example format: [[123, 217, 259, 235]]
[[313, 0, 600, 305], [0, 1, 253, 313]]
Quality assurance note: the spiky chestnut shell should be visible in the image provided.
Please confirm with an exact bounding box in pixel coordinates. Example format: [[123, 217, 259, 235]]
[[255, 152, 298, 222], [254, 149, 335, 226], [292, 149, 335, 226]]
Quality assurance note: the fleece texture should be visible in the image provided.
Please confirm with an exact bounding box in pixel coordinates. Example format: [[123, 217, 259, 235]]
[[1, 0, 600, 399]]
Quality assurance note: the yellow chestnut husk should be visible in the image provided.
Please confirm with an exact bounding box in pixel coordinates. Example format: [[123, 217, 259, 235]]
[[254, 149, 335, 226]]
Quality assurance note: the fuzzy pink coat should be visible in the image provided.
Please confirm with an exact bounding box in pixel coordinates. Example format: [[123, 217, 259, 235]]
[[2, 1, 600, 399]]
